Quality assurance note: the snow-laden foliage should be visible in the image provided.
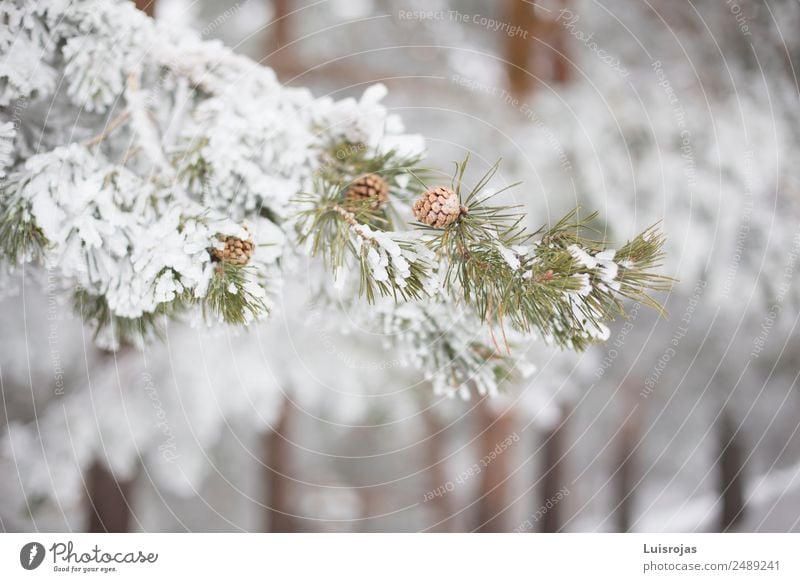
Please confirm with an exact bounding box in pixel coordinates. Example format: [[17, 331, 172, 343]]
[[0, 0, 667, 375], [372, 300, 527, 399], [0, 0, 420, 349], [0, 121, 14, 179]]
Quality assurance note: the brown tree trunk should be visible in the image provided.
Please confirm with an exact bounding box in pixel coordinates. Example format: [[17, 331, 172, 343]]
[[503, 0, 536, 99], [613, 423, 638, 532], [85, 346, 137, 533], [420, 408, 453, 532], [475, 399, 516, 532], [540, 409, 567, 532], [86, 462, 135, 532], [134, 0, 156, 18], [613, 386, 642, 532], [549, 0, 572, 84], [266, 0, 291, 57], [263, 395, 296, 532], [718, 410, 746, 531]]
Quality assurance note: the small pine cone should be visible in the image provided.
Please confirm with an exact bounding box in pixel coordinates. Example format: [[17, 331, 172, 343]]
[[412, 186, 465, 228], [212, 227, 255, 266], [344, 173, 389, 209]]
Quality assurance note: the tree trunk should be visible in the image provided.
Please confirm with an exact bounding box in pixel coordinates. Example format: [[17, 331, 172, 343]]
[[503, 0, 536, 98], [134, 0, 156, 18], [85, 346, 137, 532], [475, 399, 516, 532], [718, 410, 746, 531], [266, 0, 291, 57], [549, 0, 572, 84], [86, 462, 135, 532], [613, 385, 641, 532], [540, 409, 567, 532], [420, 408, 453, 532], [263, 395, 296, 532]]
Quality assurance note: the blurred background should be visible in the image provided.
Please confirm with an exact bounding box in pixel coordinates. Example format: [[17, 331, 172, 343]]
[[2, 0, 800, 532]]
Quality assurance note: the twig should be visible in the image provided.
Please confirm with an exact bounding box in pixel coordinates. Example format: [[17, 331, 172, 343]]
[[120, 146, 140, 165], [330, 203, 359, 227], [83, 111, 131, 147], [330, 203, 378, 244]]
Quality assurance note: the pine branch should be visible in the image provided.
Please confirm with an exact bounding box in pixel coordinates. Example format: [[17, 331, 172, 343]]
[[418, 160, 672, 350], [302, 154, 671, 352], [202, 261, 269, 325], [74, 259, 269, 346], [375, 300, 527, 398], [315, 139, 430, 203], [73, 288, 186, 348], [295, 180, 435, 302], [0, 182, 49, 264], [83, 111, 131, 148]]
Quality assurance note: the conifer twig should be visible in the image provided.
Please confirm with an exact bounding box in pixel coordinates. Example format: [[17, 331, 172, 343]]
[[83, 111, 131, 147]]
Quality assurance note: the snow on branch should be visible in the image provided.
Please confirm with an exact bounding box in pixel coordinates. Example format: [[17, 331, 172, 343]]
[[0, 0, 669, 395]]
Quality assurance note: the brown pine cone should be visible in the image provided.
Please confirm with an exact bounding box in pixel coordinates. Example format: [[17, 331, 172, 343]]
[[212, 227, 255, 266], [344, 173, 389, 209], [412, 186, 465, 228]]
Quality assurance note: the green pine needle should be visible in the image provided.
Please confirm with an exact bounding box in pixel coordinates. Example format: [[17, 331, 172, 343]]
[[419, 158, 674, 350], [73, 288, 187, 347], [0, 192, 49, 264], [203, 261, 269, 325]]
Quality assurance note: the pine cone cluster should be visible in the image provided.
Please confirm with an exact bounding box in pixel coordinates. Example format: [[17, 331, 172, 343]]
[[344, 173, 389, 209], [212, 228, 255, 266], [412, 186, 465, 228]]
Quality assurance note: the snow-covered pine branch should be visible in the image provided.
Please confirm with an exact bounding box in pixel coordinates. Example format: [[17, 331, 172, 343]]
[[0, 0, 667, 397], [0, 0, 421, 349], [299, 155, 670, 356]]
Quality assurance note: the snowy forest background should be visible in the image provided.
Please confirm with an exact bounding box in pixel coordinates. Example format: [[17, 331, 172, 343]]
[[1, 0, 800, 532]]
